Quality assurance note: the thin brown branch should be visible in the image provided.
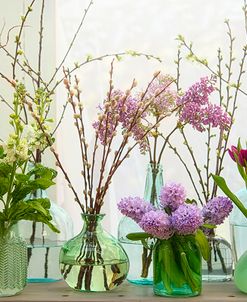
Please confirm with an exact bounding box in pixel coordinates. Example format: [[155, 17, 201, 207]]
[[12, 0, 36, 79], [47, 0, 94, 87]]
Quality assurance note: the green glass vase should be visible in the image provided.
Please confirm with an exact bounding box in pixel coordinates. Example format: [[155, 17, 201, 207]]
[[234, 250, 247, 293], [60, 214, 129, 292], [0, 225, 27, 297], [153, 235, 201, 297], [118, 163, 163, 285]]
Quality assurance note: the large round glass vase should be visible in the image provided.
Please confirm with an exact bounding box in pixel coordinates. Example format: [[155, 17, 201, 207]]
[[153, 235, 201, 297], [234, 250, 247, 293], [202, 236, 232, 282], [18, 189, 74, 283], [60, 214, 129, 292], [0, 225, 27, 297], [230, 188, 247, 263], [118, 163, 163, 285]]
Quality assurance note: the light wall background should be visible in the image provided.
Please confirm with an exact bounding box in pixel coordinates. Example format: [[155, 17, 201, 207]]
[[1, 0, 247, 241]]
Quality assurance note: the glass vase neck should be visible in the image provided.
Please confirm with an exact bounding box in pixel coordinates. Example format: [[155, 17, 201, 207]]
[[81, 213, 105, 223], [143, 162, 164, 206]]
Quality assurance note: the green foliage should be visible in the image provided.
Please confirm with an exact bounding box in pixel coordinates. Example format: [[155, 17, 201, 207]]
[[194, 229, 210, 261], [213, 174, 247, 218], [126, 232, 151, 241], [0, 163, 59, 234]]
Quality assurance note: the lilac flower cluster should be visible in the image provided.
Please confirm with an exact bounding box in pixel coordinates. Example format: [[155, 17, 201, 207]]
[[171, 204, 203, 235], [117, 196, 153, 223], [177, 77, 231, 132], [93, 89, 149, 152], [202, 196, 233, 225], [143, 74, 177, 117], [159, 182, 186, 211], [139, 210, 173, 239], [118, 182, 233, 240]]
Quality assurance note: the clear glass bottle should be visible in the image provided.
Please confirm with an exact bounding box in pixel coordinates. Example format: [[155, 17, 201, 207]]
[[153, 235, 201, 297], [118, 163, 163, 285], [0, 225, 27, 297], [60, 214, 129, 292], [230, 188, 247, 263], [202, 236, 232, 282], [19, 189, 74, 283]]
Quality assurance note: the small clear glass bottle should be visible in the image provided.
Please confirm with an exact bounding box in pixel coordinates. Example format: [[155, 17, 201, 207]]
[[118, 163, 163, 285], [19, 189, 74, 283], [202, 235, 232, 282]]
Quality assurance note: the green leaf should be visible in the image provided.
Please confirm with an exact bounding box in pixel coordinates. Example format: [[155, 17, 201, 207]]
[[126, 232, 151, 241], [31, 178, 55, 189], [159, 240, 186, 288], [213, 175, 247, 218], [202, 224, 216, 229], [0, 177, 9, 196], [0, 146, 4, 159], [0, 163, 12, 177], [195, 229, 210, 261]]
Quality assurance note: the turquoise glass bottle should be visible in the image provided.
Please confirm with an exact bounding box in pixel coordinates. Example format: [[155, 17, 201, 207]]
[[118, 163, 163, 285]]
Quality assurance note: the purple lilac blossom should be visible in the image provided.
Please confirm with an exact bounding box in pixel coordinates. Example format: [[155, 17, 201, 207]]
[[171, 204, 203, 235], [177, 77, 231, 132], [143, 74, 177, 116], [139, 210, 173, 239], [202, 196, 233, 225], [93, 89, 149, 152], [117, 196, 154, 223], [159, 182, 186, 211]]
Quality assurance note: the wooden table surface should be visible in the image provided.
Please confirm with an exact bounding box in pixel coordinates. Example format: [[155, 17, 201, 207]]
[[2, 281, 247, 302]]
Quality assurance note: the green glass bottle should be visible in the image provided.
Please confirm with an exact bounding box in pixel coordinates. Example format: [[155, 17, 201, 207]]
[[234, 250, 247, 293], [118, 163, 163, 285], [0, 225, 27, 297], [60, 214, 129, 292]]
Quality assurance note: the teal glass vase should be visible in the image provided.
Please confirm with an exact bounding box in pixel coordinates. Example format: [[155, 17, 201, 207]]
[[19, 189, 74, 283], [118, 163, 163, 285], [153, 235, 201, 297], [230, 188, 247, 263], [0, 225, 27, 297], [60, 214, 129, 292]]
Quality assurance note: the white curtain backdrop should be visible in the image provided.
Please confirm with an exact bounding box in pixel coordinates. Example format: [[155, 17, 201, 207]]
[[55, 0, 247, 239]]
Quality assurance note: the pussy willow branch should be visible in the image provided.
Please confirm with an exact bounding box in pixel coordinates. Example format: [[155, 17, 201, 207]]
[[12, 0, 36, 79], [157, 124, 180, 164], [49, 52, 162, 96], [37, 0, 45, 88], [211, 45, 247, 198], [47, 0, 94, 87], [63, 70, 90, 210], [178, 37, 247, 97], [110, 76, 175, 172], [224, 20, 234, 113], [93, 73, 163, 212], [181, 128, 208, 202], [97, 104, 182, 213], [95, 61, 115, 206], [167, 140, 203, 205], [175, 48, 182, 93], [205, 125, 212, 200]]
